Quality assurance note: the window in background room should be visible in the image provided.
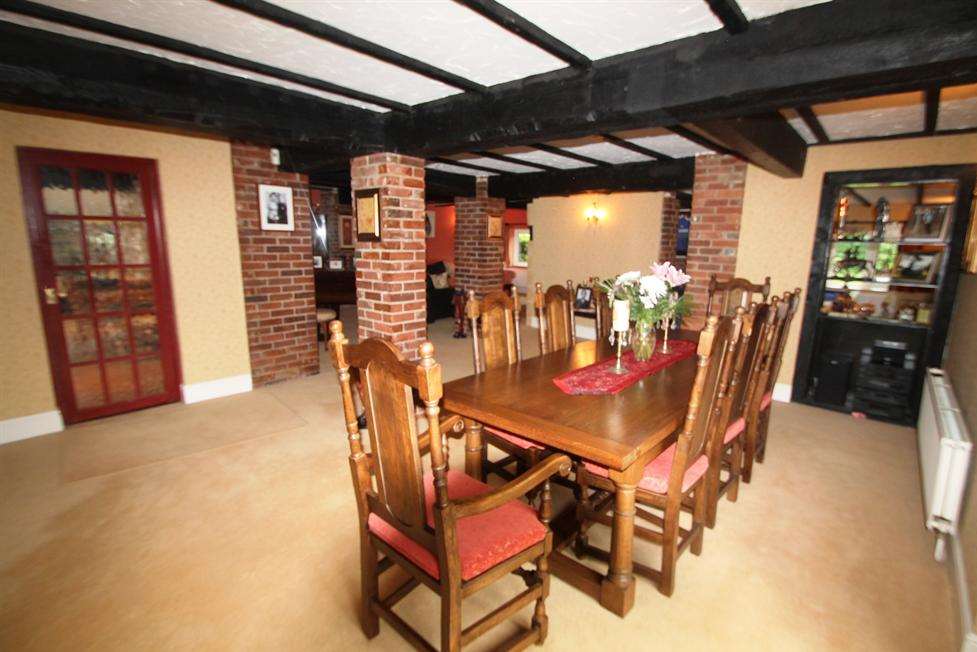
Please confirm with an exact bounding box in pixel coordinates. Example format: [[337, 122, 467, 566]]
[[508, 226, 531, 267]]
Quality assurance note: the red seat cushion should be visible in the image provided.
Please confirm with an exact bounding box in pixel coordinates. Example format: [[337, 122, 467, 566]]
[[367, 470, 547, 581], [760, 391, 773, 411], [485, 425, 539, 450], [724, 416, 745, 444], [584, 443, 708, 495]]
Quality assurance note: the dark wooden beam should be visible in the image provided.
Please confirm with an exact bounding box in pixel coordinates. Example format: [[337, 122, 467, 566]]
[[430, 157, 502, 175], [472, 151, 557, 171], [600, 133, 673, 160], [454, 0, 590, 68], [925, 88, 941, 134], [676, 113, 807, 177], [387, 0, 977, 174], [0, 23, 384, 156], [796, 106, 829, 144], [307, 167, 477, 203], [705, 0, 749, 34], [667, 125, 733, 156], [531, 143, 611, 167], [212, 0, 487, 94], [488, 158, 695, 200], [0, 0, 408, 112]]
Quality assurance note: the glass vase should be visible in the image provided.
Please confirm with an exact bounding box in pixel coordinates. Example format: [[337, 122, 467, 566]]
[[631, 320, 657, 362]]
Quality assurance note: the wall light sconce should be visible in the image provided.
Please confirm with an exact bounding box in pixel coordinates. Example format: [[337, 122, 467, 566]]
[[584, 202, 606, 224]]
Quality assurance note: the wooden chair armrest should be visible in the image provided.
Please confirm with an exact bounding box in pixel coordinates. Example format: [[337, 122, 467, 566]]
[[450, 454, 571, 519]]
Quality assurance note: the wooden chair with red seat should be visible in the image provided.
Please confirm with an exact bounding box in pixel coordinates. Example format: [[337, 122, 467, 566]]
[[535, 282, 575, 354], [465, 288, 544, 482], [328, 321, 571, 651], [574, 313, 742, 596], [705, 274, 771, 318], [743, 288, 802, 482]]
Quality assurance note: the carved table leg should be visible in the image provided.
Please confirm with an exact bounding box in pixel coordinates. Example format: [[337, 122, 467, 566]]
[[463, 418, 485, 481], [600, 462, 642, 616]]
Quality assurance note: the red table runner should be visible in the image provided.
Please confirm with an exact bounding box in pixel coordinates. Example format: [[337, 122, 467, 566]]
[[552, 339, 697, 395]]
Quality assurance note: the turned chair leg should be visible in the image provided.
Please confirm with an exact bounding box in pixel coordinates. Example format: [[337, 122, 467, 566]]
[[360, 537, 380, 638], [659, 506, 680, 597], [727, 438, 743, 502], [574, 466, 591, 558], [532, 551, 550, 644], [691, 484, 706, 556]]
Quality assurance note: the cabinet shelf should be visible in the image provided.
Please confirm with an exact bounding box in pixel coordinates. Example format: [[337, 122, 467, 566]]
[[819, 312, 930, 330]]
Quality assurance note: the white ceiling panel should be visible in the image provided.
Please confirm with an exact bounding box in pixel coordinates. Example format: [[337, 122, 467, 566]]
[[546, 136, 652, 164], [814, 92, 925, 140], [738, 0, 831, 21], [34, 0, 459, 105], [426, 162, 494, 176], [449, 156, 540, 174], [269, 0, 566, 86], [613, 128, 715, 157], [0, 10, 389, 111], [493, 147, 592, 169], [937, 84, 977, 131], [496, 1, 721, 60], [779, 109, 818, 144]]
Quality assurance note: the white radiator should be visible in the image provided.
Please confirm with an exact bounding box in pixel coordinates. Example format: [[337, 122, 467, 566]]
[[917, 368, 972, 561]]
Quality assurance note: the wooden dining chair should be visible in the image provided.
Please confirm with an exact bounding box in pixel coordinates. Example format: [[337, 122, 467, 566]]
[[535, 281, 576, 354], [574, 314, 741, 596], [705, 274, 771, 318], [327, 321, 571, 651], [591, 277, 613, 343], [742, 288, 802, 481], [466, 288, 544, 482]]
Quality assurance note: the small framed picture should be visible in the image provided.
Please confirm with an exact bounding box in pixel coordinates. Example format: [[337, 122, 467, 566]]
[[259, 184, 294, 231], [339, 214, 355, 249], [905, 204, 951, 242], [574, 285, 593, 310], [328, 258, 344, 271], [487, 215, 503, 238], [425, 210, 436, 238], [355, 188, 381, 241], [312, 255, 323, 269]]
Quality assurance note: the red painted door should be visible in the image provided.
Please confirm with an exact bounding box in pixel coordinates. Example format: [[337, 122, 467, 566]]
[[18, 148, 181, 424]]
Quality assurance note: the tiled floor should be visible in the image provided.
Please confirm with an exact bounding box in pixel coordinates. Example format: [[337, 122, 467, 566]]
[[0, 317, 956, 650]]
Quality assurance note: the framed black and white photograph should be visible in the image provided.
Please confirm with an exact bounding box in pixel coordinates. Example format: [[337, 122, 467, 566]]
[[425, 210, 436, 238], [574, 285, 593, 310], [258, 184, 294, 231], [905, 204, 951, 242]]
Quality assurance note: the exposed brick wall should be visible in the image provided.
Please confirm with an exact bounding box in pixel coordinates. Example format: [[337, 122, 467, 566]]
[[232, 142, 318, 386], [350, 153, 426, 356], [685, 154, 747, 328], [659, 192, 680, 265], [454, 177, 504, 297]]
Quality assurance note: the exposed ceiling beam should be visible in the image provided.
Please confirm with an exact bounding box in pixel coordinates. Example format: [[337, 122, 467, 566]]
[[0, 0, 408, 112], [795, 106, 829, 144], [705, 0, 749, 35], [600, 133, 673, 161], [667, 125, 735, 157], [429, 157, 501, 175], [0, 23, 385, 157], [454, 0, 591, 69], [924, 88, 941, 134], [471, 150, 557, 171], [488, 158, 695, 200], [308, 167, 477, 203], [531, 143, 611, 167], [387, 0, 977, 176], [211, 0, 487, 94], [678, 113, 807, 177]]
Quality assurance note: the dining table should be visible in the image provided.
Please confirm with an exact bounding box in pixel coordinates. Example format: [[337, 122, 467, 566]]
[[442, 332, 699, 617]]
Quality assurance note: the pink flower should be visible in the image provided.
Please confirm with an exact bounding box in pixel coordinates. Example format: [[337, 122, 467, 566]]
[[651, 261, 691, 288]]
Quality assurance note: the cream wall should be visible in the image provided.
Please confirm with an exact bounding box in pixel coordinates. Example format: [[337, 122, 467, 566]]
[[0, 107, 251, 422], [526, 192, 664, 292], [735, 133, 977, 388]]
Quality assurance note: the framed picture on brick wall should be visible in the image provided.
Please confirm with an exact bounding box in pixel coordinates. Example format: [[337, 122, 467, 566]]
[[355, 188, 381, 241], [487, 214, 503, 238], [258, 184, 294, 231], [339, 214, 355, 249]]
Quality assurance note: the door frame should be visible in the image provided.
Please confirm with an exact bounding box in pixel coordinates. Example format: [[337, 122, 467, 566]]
[[17, 147, 183, 423]]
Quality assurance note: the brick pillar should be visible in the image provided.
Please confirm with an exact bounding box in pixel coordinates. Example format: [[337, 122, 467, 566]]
[[685, 154, 747, 328], [454, 177, 505, 297], [659, 192, 680, 265], [350, 153, 426, 356], [231, 142, 318, 386]]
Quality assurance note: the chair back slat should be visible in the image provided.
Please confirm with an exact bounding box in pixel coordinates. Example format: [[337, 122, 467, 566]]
[[536, 282, 575, 354], [592, 277, 612, 343], [468, 288, 520, 373], [706, 275, 771, 318], [728, 302, 770, 419], [765, 289, 802, 394]]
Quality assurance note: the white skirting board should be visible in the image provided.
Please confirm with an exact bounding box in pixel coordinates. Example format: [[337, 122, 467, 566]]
[[181, 373, 253, 404], [0, 410, 64, 445], [951, 535, 977, 652]]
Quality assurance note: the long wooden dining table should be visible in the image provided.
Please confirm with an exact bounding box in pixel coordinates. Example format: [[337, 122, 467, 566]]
[[442, 334, 698, 617]]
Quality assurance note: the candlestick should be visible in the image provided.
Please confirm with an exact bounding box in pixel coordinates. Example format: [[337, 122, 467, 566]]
[[660, 316, 671, 354]]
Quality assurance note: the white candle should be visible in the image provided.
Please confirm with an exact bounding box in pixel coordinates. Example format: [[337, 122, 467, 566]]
[[612, 299, 630, 332]]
